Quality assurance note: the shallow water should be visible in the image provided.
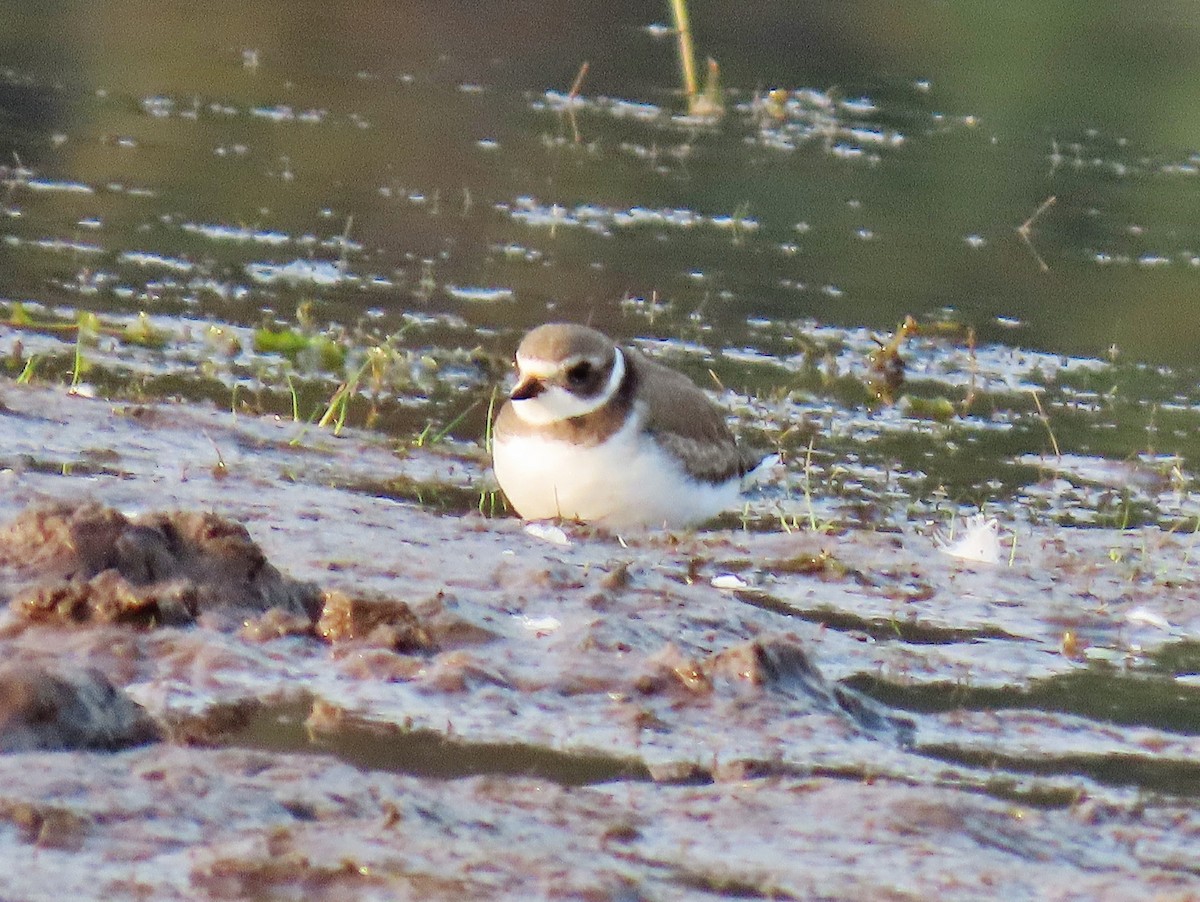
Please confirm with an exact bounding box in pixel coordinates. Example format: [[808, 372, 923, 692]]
[[3, 2, 1200, 898], [4, 1, 1200, 533]]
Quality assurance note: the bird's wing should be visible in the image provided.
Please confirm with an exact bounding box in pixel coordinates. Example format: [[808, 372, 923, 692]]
[[627, 348, 758, 484]]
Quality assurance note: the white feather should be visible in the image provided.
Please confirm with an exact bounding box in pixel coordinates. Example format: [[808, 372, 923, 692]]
[[492, 407, 741, 529]]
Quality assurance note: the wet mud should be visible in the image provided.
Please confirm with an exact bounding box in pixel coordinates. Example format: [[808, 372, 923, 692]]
[[1, 383, 1200, 898], [1, 502, 322, 628]]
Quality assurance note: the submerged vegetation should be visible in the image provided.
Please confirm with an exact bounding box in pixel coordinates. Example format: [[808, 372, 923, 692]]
[[3, 289, 1198, 539]]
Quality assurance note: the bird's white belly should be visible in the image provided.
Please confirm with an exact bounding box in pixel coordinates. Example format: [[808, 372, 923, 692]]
[[492, 416, 740, 529]]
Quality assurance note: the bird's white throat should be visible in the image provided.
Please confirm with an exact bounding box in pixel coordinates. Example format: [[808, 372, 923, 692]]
[[510, 347, 626, 425]]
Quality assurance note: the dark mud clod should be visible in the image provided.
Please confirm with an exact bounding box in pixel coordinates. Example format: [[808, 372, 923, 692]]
[[642, 638, 913, 743], [18, 569, 199, 627], [0, 800, 90, 850], [240, 608, 317, 642], [317, 590, 436, 652], [0, 502, 322, 628], [0, 664, 160, 752]]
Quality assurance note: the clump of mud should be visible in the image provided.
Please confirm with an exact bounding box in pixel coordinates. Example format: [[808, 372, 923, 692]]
[[0, 664, 159, 752], [0, 503, 494, 754], [0, 502, 322, 628], [316, 590, 436, 652], [636, 638, 913, 749]]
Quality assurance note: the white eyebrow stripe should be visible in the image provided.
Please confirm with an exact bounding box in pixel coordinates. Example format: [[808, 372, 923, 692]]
[[515, 356, 561, 378], [516, 352, 609, 379]]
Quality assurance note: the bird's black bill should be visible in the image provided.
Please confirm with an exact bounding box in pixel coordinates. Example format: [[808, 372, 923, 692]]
[[510, 377, 544, 401]]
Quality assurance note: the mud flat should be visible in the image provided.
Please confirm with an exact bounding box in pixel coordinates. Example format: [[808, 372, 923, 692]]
[[1, 382, 1199, 899]]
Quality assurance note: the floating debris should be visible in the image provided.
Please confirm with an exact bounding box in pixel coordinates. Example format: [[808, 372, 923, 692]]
[[710, 573, 748, 590], [520, 614, 562, 634], [245, 259, 352, 286], [181, 222, 292, 245], [934, 513, 1002, 565], [1125, 607, 1172, 631], [505, 195, 758, 236], [25, 178, 95, 194], [445, 285, 516, 303], [118, 251, 196, 273], [866, 315, 918, 404], [522, 522, 572, 546], [250, 105, 327, 124]]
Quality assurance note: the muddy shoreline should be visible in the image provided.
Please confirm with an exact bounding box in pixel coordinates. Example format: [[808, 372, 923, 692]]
[[1, 382, 1199, 899]]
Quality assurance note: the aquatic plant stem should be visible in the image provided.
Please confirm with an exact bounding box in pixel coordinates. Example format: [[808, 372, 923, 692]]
[[1029, 389, 1061, 459], [1018, 195, 1056, 272], [69, 328, 87, 391], [286, 374, 300, 422], [413, 399, 480, 448], [318, 356, 373, 435], [204, 431, 229, 479], [669, 0, 700, 107], [432, 399, 479, 445], [960, 326, 978, 416], [15, 355, 39, 384], [567, 61, 589, 99], [337, 215, 354, 271], [803, 436, 819, 532], [1183, 515, 1200, 568], [483, 384, 499, 458], [566, 61, 589, 143]]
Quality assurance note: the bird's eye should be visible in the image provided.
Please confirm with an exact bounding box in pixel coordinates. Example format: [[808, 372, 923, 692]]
[[565, 361, 592, 386]]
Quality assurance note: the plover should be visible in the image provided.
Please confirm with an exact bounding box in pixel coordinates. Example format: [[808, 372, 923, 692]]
[[492, 323, 762, 529]]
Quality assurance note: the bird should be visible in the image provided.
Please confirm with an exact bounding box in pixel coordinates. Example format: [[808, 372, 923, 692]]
[[491, 323, 763, 529]]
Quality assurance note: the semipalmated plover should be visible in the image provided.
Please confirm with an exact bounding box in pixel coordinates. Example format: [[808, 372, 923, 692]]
[[492, 323, 761, 529]]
